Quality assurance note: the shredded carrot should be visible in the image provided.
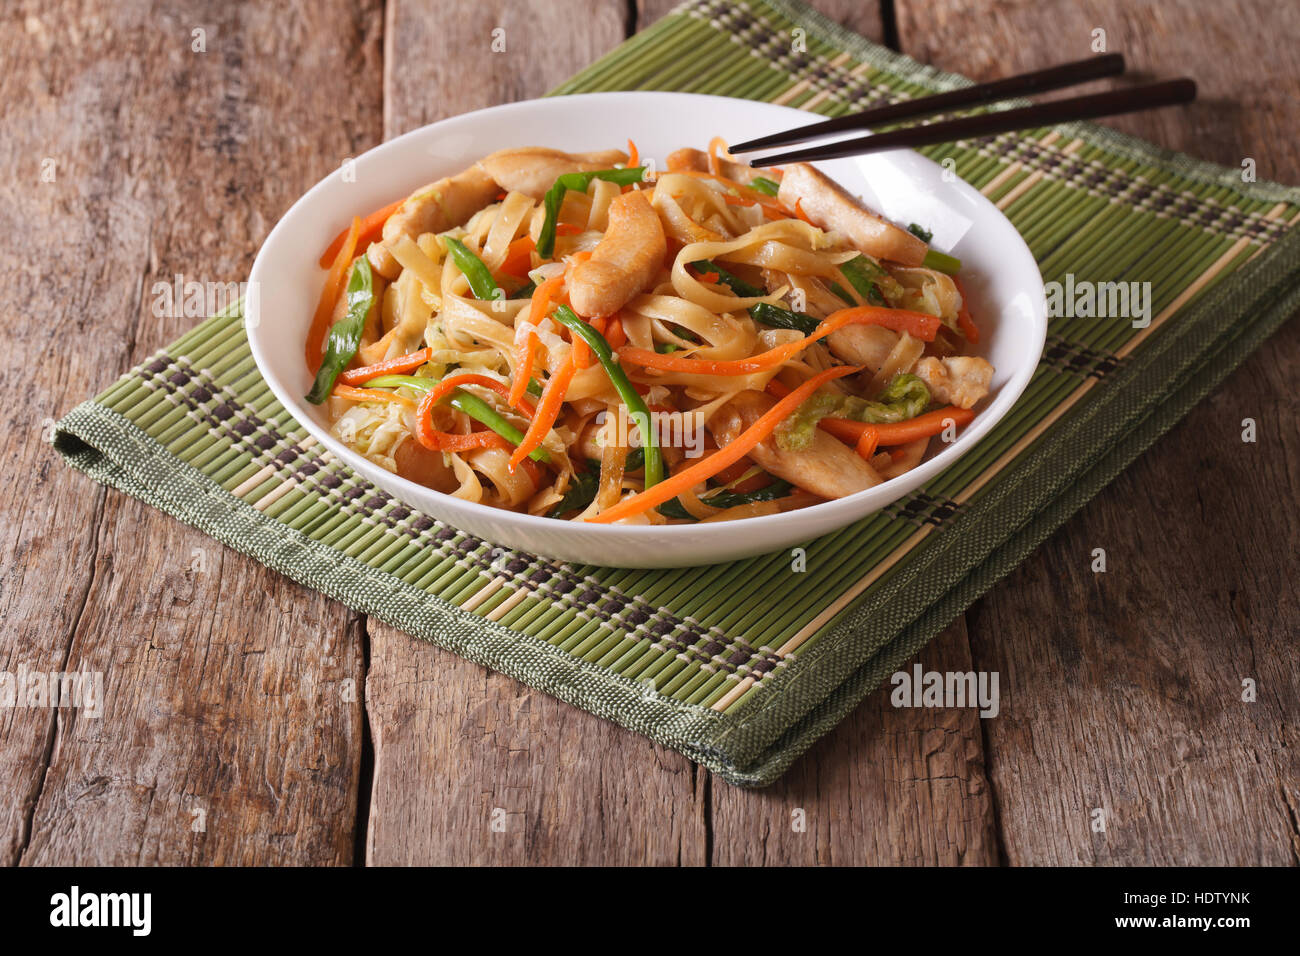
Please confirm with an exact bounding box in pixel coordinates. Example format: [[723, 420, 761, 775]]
[[604, 315, 627, 351], [498, 236, 535, 279], [338, 347, 434, 386], [793, 198, 816, 225], [306, 217, 361, 374], [587, 364, 860, 523], [626, 139, 639, 168], [317, 202, 400, 269], [619, 305, 941, 376], [510, 353, 577, 469], [951, 275, 979, 344], [855, 425, 880, 460], [415, 389, 511, 452], [424, 373, 536, 417], [509, 332, 540, 410], [330, 384, 416, 410], [555, 222, 583, 236], [820, 407, 975, 447], [574, 315, 607, 370]]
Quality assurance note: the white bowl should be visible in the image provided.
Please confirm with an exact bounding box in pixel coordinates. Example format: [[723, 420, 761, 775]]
[[247, 92, 1046, 568]]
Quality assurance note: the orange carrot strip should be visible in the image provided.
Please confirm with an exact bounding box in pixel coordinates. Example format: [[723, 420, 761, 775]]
[[855, 425, 880, 460], [821, 407, 975, 446], [604, 315, 627, 351], [587, 364, 860, 523], [509, 331, 540, 410], [626, 139, 639, 168], [498, 236, 536, 279], [620, 305, 941, 376], [318, 201, 401, 268], [338, 347, 434, 386], [415, 389, 511, 453], [951, 275, 979, 344], [510, 353, 577, 469], [330, 384, 416, 410], [424, 373, 536, 417], [555, 222, 582, 236], [793, 199, 815, 225], [306, 217, 361, 374]]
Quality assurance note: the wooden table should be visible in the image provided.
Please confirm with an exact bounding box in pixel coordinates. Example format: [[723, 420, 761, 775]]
[[3, 0, 1296, 866]]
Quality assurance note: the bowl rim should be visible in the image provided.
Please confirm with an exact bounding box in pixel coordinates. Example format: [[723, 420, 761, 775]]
[[247, 90, 1047, 539]]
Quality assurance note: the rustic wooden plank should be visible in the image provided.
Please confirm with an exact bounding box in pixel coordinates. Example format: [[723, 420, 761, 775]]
[[637, 0, 884, 41], [363, 0, 708, 866], [895, 0, 1300, 864], [711, 621, 1001, 865], [6, 0, 382, 865]]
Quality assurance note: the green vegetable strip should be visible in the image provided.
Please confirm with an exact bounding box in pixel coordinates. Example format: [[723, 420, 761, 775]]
[[748, 301, 820, 335], [907, 222, 934, 243], [550, 305, 663, 488], [443, 236, 502, 301], [362, 374, 550, 463], [922, 248, 961, 274], [656, 479, 794, 521], [306, 257, 375, 404], [839, 255, 887, 305], [689, 259, 763, 297], [776, 374, 931, 451], [748, 176, 781, 197], [536, 167, 646, 258]]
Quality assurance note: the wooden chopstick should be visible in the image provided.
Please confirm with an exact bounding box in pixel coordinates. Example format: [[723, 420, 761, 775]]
[[731, 53, 1125, 153], [749, 78, 1197, 167]]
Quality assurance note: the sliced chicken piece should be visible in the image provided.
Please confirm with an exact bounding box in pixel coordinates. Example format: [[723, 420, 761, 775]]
[[568, 190, 666, 318], [476, 147, 629, 200], [914, 356, 994, 409], [777, 163, 927, 266], [394, 437, 458, 493], [367, 165, 501, 279], [665, 147, 765, 185], [709, 392, 881, 500]]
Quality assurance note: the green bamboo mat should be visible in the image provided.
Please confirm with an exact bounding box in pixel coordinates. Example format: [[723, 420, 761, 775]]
[[53, 0, 1300, 786]]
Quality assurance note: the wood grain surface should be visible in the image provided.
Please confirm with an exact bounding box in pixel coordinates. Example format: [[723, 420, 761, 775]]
[[1, 0, 1295, 866]]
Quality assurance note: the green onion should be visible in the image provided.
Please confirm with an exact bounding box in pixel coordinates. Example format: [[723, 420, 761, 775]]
[[749, 301, 819, 335], [689, 259, 764, 297], [749, 176, 781, 197], [443, 236, 502, 301], [657, 479, 794, 521], [907, 222, 934, 243], [922, 248, 961, 274], [840, 255, 888, 305], [510, 280, 536, 300], [306, 257, 375, 404], [654, 342, 680, 354], [536, 167, 646, 258], [551, 305, 663, 487], [363, 374, 549, 463]]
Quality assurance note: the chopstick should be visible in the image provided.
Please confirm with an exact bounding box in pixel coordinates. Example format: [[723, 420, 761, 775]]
[[748, 78, 1197, 167], [731, 53, 1126, 153]]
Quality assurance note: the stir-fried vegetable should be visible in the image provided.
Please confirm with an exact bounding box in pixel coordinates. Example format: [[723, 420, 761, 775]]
[[777, 373, 930, 451], [922, 248, 961, 275], [588, 364, 859, 523], [546, 448, 646, 518], [363, 374, 550, 463], [443, 236, 502, 301], [306, 256, 375, 404], [749, 301, 820, 335], [551, 305, 664, 488], [537, 167, 647, 258], [656, 479, 793, 521], [907, 222, 934, 243], [748, 176, 781, 197]]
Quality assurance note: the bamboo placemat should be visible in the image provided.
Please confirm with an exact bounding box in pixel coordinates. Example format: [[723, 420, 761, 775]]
[[53, 0, 1300, 786]]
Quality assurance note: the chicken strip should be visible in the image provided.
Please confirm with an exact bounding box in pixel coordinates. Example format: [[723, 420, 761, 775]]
[[366, 165, 501, 279], [709, 392, 881, 500], [913, 356, 994, 409], [476, 147, 629, 200], [568, 190, 666, 318], [665, 147, 765, 185], [777, 163, 927, 266]]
